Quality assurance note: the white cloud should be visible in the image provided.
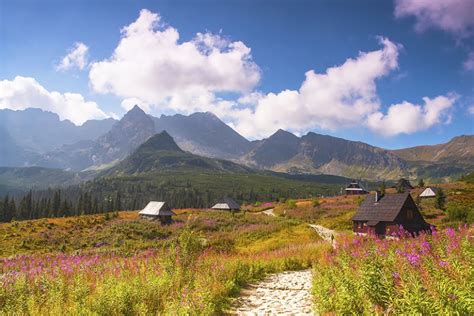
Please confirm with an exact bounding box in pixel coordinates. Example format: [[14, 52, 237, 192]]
[[231, 37, 402, 138], [367, 95, 457, 136], [464, 51, 474, 71], [84, 9, 458, 139], [0, 76, 108, 125], [394, 0, 474, 37], [468, 105, 474, 115], [56, 42, 89, 71], [89, 9, 260, 113]]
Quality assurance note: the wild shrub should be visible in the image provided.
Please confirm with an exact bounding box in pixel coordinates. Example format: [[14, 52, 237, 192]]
[[286, 199, 296, 209], [447, 204, 474, 223]]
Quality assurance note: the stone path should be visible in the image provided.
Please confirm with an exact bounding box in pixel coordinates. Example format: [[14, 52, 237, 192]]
[[308, 224, 337, 248], [231, 270, 314, 315], [262, 208, 276, 217]]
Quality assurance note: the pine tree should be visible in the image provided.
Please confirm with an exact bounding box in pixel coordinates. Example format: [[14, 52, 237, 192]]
[[418, 179, 425, 188], [435, 188, 446, 210]]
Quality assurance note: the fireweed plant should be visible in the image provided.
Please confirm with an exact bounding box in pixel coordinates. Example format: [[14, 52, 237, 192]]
[[0, 225, 327, 314], [312, 225, 474, 314]]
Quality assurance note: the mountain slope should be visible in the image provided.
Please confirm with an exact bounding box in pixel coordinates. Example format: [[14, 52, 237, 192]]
[[392, 135, 474, 163], [0, 127, 40, 167], [242, 130, 407, 180], [153, 112, 252, 159], [103, 131, 252, 175], [0, 166, 93, 195], [0, 108, 115, 153], [37, 105, 156, 170]]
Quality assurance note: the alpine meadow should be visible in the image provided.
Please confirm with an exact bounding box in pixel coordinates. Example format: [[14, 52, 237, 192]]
[[0, 1, 473, 315]]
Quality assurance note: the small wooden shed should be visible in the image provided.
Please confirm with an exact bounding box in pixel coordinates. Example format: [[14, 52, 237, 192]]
[[345, 180, 368, 195], [139, 201, 175, 224], [211, 197, 240, 212]]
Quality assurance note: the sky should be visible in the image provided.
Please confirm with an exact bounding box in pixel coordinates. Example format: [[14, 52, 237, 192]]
[[0, 0, 473, 149]]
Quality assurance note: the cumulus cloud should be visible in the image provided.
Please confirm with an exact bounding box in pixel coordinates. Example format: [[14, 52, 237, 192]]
[[394, 0, 474, 37], [85, 9, 458, 139], [464, 51, 474, 71], [56, 42, 89, 71], [367, 95, 457, 136], [89, 9, 260, 113], [0, 76, 108, 125], [231, 37, 401, 138]]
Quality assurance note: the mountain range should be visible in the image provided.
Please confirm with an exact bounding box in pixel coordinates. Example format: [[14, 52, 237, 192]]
[[0, 106, 472, 182]]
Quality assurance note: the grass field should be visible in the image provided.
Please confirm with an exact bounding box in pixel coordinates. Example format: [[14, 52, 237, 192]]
[[0, 180, 472, 314]]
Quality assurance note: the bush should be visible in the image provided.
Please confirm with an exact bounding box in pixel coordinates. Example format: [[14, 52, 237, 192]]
[[312, 199, 321, 207], [447, 204, 474, 223], [286, 199, 297, 209]]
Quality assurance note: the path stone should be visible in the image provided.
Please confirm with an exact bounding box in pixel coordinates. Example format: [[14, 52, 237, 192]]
[[262, 209, 276, 217], [308, 224, 337, 249], [231, 270, 314, 315]]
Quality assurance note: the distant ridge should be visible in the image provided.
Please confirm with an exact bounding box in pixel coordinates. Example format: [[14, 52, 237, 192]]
[[1, 107, 472, 181]]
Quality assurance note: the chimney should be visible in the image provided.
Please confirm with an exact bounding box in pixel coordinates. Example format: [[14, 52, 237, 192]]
[[375, 190, 382, 202]]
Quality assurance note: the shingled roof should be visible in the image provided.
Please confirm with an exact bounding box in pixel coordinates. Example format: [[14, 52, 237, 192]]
[[352, 192, 411, 222], [211, 197, 240, 210], [345, 180, 366, 191], [139, 201, 175, 216]]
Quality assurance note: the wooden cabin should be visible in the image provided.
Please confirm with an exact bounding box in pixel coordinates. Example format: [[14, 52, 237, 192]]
[[352, 192, 431, 236], [211, 197, 240, 212], [139, 201, 175, 224], [345, 180, 368, 195], [419, 187, 439, 198]]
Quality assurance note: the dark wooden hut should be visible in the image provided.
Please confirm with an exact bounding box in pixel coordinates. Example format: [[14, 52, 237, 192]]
[[352, 192, 431, 236], [345, 180, 368, 195], [211, 197, 240, 212]]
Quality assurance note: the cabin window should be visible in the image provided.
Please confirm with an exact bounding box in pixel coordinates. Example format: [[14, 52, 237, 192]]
[[407, 209, 414, 220]]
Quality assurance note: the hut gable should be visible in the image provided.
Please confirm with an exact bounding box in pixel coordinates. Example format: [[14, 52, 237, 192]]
[[139, 201, 175, 216], [419, 187, 439, 198], [139, 201, 176, 224], [211, 197, 240, 211]]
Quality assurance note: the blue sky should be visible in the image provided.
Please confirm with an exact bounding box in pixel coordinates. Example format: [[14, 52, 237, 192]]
[[0, 0, 473, 149]]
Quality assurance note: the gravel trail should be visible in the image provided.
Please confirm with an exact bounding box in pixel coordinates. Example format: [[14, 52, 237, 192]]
[[231, 270, 314, 315]]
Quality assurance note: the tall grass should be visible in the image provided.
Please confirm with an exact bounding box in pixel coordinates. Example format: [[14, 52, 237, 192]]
[[312, 226, 474, 314], [0, 227, 327, 315]]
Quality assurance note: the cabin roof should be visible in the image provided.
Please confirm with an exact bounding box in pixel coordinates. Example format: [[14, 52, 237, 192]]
[[352, 193, 411, 222], [345, 180, 367, 192], [420, 187, 439, 196], [211, 197, 240, 210], [139, 201, 175, 216]]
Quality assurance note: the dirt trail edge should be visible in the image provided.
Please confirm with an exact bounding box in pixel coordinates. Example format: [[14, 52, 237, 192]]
[[308, 224, 337, 249], [230, 269, 314, 315]]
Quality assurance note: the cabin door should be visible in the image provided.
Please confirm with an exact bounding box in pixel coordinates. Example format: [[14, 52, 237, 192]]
[[375, 222, 386, 235]]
